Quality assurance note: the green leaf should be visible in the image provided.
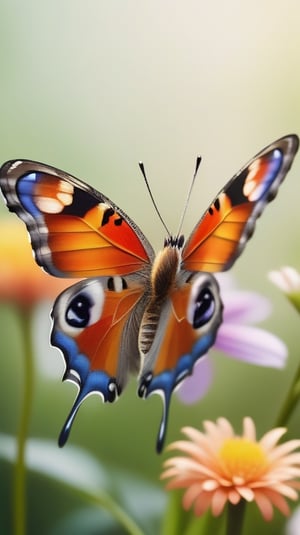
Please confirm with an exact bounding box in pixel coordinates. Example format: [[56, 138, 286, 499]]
[[0, 433, 149, 535]]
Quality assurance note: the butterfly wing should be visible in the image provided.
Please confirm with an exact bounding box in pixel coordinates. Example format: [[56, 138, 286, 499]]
[[0, 160, 155, 277], [51, 275, 146, 445], [0, 159, 154, 446], [138, 273, 223, 452], [183, 135, 299, 272], [139, 134, 298, 452]]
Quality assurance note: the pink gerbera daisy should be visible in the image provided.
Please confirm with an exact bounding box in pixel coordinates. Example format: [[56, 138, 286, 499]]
[[161, 417, 300, 521]]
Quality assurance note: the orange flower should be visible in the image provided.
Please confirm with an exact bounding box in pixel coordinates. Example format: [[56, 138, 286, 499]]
[[0, 218, 72, 308], [161, 417, 300, 521]]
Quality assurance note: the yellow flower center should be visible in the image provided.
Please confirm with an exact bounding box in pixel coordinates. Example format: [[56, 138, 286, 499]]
[[218, 438, 268, 483]]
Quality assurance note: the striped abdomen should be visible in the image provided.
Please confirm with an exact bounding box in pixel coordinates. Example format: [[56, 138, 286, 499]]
[[139, 244, 181, 355]]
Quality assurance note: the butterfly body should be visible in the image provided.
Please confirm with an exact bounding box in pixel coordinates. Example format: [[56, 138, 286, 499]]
[[139, 242, 181, 353], [0, 134, 298, 452]]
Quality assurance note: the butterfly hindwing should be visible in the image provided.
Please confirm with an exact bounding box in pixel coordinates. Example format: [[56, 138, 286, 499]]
[[51, 275, 145, 445], [138, 273, 223, 452], [0, 160, 154, 277], [183, 135, 299, 272]]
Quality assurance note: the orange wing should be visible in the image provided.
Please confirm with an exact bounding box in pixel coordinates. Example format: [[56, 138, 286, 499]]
[[51, 276, 145, 446], [0, 160, 154, 277], [183, 135, 298, 272], [138, 274, 222, 452]]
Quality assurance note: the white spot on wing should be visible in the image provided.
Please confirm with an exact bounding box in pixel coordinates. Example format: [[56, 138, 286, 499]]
[[57, 192, 73, 206], [58, 181, 74, 193], [243, 160, 262, 201], [36, 198, 65, 213], [113, 276, 124, 292]]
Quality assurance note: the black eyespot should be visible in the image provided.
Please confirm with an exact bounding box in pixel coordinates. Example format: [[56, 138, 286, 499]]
[[193, 287, 215, 329], [107, 277, 115, 291], [66, 293, 93, 328]]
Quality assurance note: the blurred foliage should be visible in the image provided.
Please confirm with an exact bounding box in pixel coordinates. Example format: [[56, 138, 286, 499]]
[[0, 1, 300, 534]]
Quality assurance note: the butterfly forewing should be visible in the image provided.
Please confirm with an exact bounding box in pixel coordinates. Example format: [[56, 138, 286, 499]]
[[183, 135, 299, 272], [0, 160, 154, 277]]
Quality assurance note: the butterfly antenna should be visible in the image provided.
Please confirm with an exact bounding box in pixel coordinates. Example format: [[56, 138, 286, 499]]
[[139, 162, 171, 238], [176, 156, 202, 238]]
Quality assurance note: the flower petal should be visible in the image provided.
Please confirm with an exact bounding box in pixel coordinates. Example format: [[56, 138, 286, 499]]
[[177, 357, 213, 404], [243, 417, 256, 442], [260, 427, 287, 451], [215, 324, 287, 368], [211, 488, 229, 515], [183, 482, 204, 509], [216, 417, 235, 439], [253, 490, 274, 521], [268, 440, 300, 462], [228, 489, 241, 504], [258, 488, 291, 517], [221, 290, 272, 324], [238, 486, 255, 501], [193, 490, 214, 516], [268, 267, 300, 293]]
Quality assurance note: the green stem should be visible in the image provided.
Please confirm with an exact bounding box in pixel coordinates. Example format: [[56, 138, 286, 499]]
[[10, 305, 143, 535], [76, 488, 145, 535], [161, 492, 224, 535], [13, 307, 35, 535], [275, 360, 300, 428], [225, 500, 246, 535], [161, 491, 191, 535]]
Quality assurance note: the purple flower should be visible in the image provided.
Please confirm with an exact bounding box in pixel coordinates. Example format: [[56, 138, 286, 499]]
[[177, 274, 288, 404]]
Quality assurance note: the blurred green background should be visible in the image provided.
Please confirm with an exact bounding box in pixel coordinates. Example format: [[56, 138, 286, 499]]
[[0, 1, 300, 534]]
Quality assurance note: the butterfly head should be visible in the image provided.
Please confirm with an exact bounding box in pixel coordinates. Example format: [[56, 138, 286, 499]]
[[164, 234, 185, 249]]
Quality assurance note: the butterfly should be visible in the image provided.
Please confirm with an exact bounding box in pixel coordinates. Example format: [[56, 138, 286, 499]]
[[0, 134, 298, 452]]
